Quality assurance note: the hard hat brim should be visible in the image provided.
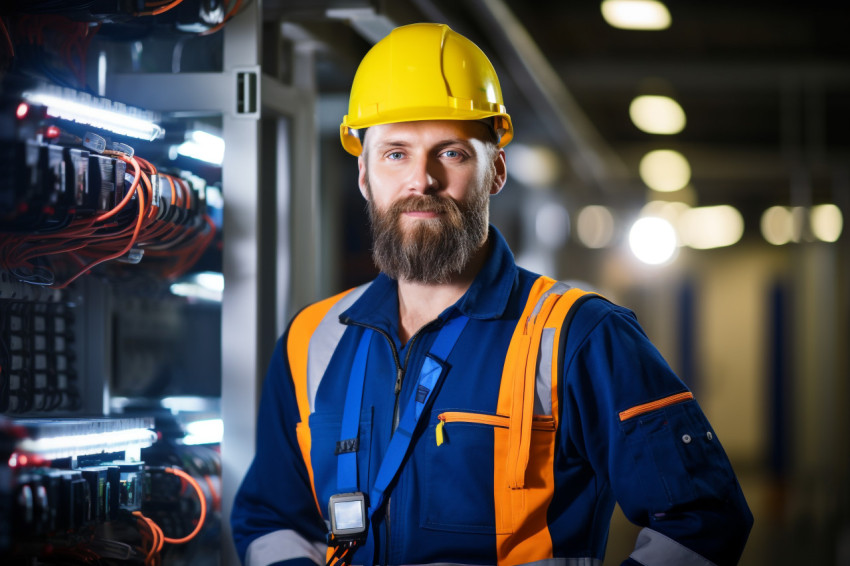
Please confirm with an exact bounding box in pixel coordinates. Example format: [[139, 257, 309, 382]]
[[340, 113, 513, 157]]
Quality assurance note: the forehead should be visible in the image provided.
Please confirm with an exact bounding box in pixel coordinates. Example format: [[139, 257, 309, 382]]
[[364, 120, 491, 149]]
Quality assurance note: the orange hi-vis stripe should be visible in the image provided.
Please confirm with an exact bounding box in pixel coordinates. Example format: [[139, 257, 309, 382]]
[[618, 391, 695, 422], [287, 288, 355, 518], [494, 277, 594, 566]]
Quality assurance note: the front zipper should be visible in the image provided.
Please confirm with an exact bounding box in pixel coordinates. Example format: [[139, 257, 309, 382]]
[[384, 322, 436, 566], [340, 316, 437, 566]]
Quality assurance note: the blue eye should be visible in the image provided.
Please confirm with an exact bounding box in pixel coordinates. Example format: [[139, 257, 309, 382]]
[[442, 150, 460, 159], [387, 151, 404, 160]]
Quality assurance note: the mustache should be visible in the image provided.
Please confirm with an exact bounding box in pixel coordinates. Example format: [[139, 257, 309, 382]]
[[389, 194, 462, 215]]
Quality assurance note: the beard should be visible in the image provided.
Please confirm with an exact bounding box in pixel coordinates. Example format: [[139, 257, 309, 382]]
[[366, 181, 491, 285]]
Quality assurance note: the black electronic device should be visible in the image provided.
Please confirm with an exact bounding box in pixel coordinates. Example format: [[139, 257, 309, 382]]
[[328, 492, 368, 542]]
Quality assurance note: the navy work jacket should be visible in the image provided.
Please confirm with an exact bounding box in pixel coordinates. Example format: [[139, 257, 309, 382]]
[[231, 226, 753, 566]]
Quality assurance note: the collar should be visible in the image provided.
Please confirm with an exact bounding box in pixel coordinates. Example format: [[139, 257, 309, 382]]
[[339, 225, 519, 335]]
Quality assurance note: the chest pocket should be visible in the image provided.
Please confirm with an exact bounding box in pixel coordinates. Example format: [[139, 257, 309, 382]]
[[420, 411, 556, 535]]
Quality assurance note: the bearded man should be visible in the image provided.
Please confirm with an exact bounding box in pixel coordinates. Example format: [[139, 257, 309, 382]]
[[231, 23, 752, 566]]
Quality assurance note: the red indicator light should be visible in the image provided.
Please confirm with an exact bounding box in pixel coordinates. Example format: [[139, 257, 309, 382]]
[[16, 102, 29, 119], [45, 125, 60, 138], [8, 453, 29, 467]]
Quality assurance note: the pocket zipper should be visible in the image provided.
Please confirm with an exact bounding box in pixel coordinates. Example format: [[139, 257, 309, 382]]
[[618, 391, 694, 422], [435, 411, 555, 446]]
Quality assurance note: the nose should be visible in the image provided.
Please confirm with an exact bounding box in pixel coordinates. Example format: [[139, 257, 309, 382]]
[[406, 154, 438, 194]]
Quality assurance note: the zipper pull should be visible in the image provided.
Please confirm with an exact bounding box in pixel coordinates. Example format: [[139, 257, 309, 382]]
[[435, 420, 445, 446], [394, 367, 404, 395]]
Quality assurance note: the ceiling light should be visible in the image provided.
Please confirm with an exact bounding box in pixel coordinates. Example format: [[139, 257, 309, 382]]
[[760, 206, 793, 245], [639, 149, 691, 192], [629, 95, 686, 134], [810, 204, 843, 242], [601, 0, 671, 30], [679, 205, 744, 249], [577, 205, 615, 248], [629, 216, 677, 265]]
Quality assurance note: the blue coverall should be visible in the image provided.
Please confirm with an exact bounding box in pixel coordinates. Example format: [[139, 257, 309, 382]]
[[231, 226, 753, 566]]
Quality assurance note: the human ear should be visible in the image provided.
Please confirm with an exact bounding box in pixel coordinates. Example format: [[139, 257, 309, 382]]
[[490, 149, 507, 195], [358, 156, 369, 200]]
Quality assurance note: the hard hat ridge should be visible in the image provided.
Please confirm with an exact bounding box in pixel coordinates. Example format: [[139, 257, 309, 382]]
[[340, 22, 514, 156]]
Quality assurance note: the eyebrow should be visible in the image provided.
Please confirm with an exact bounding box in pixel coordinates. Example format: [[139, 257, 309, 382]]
[[373, 138, 476, 152], [374, 139, 411, 151]]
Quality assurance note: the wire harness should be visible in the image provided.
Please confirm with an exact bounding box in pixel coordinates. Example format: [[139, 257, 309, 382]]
[[0, 142, 217, 288], [131, 466, 208, 566]]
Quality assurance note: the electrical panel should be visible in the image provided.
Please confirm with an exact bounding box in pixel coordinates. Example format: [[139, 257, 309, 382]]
[[0, 2, 236, 563]]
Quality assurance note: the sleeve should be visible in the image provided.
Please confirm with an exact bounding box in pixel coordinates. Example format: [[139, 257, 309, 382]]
[[561, 300, 753, 566], [230, 333, 329, 566]]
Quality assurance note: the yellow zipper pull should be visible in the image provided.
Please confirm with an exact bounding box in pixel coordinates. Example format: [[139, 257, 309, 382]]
[[436, 420, 445, 446]]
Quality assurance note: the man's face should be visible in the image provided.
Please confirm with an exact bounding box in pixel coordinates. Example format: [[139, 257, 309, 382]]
[[358, 120, 506, 284]]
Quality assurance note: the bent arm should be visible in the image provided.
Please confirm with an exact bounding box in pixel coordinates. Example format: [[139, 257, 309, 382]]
[[231, 336, 328, 566], [564, 301, 753, 566]]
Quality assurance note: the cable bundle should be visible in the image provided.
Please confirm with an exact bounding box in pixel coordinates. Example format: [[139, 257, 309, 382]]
[[132, 466, 208, 566], [0, 148, 217, 288]]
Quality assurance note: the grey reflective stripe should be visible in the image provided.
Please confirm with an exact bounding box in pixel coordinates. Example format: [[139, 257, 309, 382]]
[[629, 527, 716, 566], [306, 283, 370, 412], [529, 280, 572, 320], [244, 529, 326, 566], [395, 560, 600, 566], [534, 327, 555, 415], [529, 281, 571, 416]]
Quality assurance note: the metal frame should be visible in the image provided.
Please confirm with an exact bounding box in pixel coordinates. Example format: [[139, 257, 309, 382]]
[[106, 4, 321, 563]]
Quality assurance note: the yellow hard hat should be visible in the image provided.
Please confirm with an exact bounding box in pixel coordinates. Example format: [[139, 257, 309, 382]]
[[340, 23, 513, 156]]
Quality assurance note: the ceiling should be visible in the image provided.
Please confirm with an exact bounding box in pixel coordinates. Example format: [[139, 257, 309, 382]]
[[269, 0, 850, 231]]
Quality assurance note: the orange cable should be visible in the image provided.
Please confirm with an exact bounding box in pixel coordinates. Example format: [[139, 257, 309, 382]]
[[198, 0, 244, 36], [151, 0, 185, 16], [135, 0, 185, 17], [161, 467, 207, 544], [52, 155, 145, 288], [133, 511, 158, 564], [166, 175, 177, 206], [97, 151, 140, 222]]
